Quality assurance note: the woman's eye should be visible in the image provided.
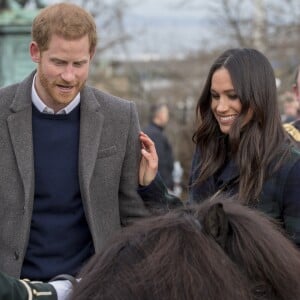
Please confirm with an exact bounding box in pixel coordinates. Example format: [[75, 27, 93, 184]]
[[228, 94, 238, 100]]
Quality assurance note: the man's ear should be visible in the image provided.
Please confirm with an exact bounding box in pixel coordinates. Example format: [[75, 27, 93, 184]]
[[203, 202, 230, 249], [30, 41, 41, 63], [292, 83, 299, 99], [90, 48, 96, 61]]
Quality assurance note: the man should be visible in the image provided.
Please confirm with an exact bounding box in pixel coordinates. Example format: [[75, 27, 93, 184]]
[[283, 65, 300, 147], [281, 92, 299, 123], [143, 103, 175, 191], [0, 3, 149, 282]]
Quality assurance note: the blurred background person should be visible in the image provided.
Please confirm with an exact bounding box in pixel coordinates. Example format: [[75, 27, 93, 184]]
[[172, 160, 183, 198], [143, 103, 175, 192], [292, 65, 300, 125], [283, 65, 300, 147], [280, 92, 299, 123]]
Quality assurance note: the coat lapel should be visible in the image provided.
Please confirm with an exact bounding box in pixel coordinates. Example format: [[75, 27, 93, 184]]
[[78, 87, 104, 202], [7, 73, 35, 206]]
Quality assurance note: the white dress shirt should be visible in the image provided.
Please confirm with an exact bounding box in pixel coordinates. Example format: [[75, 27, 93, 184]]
[[31, 75, 80, 114]]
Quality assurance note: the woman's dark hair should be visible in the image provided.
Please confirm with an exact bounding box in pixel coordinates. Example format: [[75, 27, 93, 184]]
[[192, 48, 290, 204]]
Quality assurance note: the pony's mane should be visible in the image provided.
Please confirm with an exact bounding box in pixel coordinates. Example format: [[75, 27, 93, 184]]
[[72, 197, 300, 300], [72, 212, 251, 300]]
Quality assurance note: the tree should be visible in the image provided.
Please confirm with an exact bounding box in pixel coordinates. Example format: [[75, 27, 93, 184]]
[[175, 0, 300, 90], [62, 0, 132, 76]]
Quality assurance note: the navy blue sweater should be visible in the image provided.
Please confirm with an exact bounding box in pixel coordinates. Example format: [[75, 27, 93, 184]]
[[21, 105, 94, 281]]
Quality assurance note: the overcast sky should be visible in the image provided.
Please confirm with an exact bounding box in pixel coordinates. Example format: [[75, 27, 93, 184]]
[[45, 0, 210, 58], [127, 0, 206, 19], [120, 0, 212, 59]]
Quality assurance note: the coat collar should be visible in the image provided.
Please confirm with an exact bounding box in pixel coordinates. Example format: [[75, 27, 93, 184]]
[[9, 71, 35, 113], [215, 158, 239, 189]]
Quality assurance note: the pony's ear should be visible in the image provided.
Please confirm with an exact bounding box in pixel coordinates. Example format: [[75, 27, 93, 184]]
[[203, 202, 230, 249]]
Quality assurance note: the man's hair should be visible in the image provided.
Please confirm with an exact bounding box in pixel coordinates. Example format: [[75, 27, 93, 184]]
[[31, 3, 97, 53], [149, 103, 168, 121]]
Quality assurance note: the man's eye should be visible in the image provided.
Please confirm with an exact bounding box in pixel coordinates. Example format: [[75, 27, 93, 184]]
[[54, 61, 64, 65], [74, 62, 86, 67]]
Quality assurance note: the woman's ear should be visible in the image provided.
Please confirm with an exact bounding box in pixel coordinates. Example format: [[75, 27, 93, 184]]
[[30, 41, 41, 63], [203, 202, 230, 249]]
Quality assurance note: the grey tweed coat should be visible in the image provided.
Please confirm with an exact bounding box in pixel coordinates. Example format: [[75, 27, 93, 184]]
[[0, 71, 149, 278]]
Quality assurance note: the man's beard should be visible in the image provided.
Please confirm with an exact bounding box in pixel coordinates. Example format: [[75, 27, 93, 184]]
[[39, 70, 85, 107]]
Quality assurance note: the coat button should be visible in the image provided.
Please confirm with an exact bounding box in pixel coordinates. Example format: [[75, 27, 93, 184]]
[[14, 251, 19, 260]]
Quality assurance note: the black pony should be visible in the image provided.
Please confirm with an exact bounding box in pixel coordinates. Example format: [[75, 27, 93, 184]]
[[72, 197, 300, 300]]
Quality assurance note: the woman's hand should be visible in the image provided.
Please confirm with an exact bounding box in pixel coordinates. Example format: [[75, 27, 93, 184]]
[[139, 132, 158, 186]]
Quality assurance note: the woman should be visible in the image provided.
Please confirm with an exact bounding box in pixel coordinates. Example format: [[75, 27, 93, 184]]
[[139, 48, 300, 246]]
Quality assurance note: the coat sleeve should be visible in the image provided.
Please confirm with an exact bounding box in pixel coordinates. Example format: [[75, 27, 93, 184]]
[[119, 102, 151, 225], [0, 271, 57, 300], [138, 173, 183, 214]]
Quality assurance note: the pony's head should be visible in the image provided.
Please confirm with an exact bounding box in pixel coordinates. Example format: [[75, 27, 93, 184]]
[[72, 197, 300, 300], [193, 197, 300, 300], [72, 208, 251, 300]]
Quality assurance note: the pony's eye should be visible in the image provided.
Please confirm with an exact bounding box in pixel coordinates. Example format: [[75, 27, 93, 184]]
[[253, 283, 269, 297]]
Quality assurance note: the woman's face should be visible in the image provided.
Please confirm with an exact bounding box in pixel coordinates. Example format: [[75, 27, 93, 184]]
[[210, 67, 253, 134]]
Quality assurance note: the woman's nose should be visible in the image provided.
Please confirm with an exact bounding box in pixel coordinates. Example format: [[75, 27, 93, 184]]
[[216, 97, 229, 112]]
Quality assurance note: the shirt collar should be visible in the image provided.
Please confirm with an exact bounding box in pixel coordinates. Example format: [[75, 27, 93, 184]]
[[31, 75, 80, 114]]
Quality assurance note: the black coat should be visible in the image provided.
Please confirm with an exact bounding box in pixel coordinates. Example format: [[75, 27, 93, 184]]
[[188, 145, 300, 246]]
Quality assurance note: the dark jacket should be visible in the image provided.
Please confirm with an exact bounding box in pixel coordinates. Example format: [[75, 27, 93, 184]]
[[138, 173, 183, 215], [139, 145, 300, 246], [0, 271, 56, 300], [144, 122, 174, 189]]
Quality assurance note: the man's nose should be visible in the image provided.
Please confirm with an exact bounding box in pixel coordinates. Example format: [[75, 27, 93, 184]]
[[61, 65, 76, 82]]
